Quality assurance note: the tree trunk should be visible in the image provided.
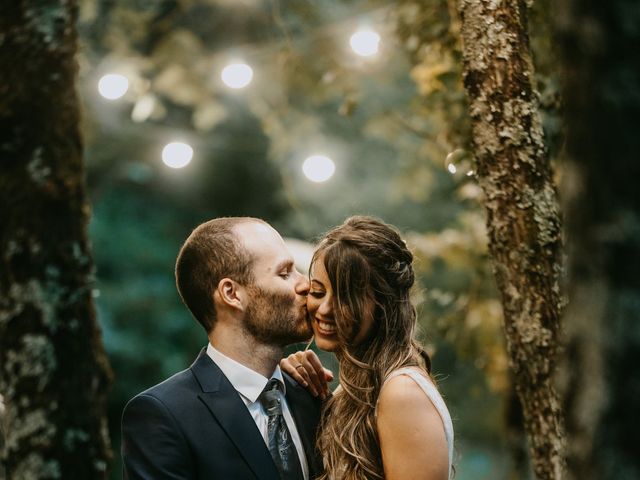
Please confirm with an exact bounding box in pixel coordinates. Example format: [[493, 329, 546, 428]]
[[555, 1, 640, 479], [458, 1, 565, 478], [0, 2, 113, 478], [505, 379, 531, 479]]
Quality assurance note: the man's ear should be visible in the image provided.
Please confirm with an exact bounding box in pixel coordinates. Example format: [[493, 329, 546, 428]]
[[215, 278, 247, 312]]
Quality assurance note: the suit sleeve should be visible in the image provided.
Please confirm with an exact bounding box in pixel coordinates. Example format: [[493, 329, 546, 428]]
[[122, 393, 195, 480]]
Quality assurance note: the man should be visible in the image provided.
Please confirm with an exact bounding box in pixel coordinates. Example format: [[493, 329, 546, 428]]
[[122, 217, 323, 479]]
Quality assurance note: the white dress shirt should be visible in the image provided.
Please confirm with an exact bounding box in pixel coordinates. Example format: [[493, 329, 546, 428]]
[[206, 344, 309, 480]]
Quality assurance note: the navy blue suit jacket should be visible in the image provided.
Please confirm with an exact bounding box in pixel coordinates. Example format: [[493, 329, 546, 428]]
[[121, 348, 323, 479]]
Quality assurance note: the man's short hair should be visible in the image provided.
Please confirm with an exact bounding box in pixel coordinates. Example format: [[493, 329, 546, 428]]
[[175, 217, 264, 332]]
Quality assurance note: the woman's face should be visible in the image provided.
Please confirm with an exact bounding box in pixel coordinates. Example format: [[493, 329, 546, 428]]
[[307, 256, 374, 352]]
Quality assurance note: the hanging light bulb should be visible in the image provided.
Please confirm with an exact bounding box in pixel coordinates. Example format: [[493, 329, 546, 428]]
[[98, 73, 129, 100], [221, 63, 253, 89], [350, 29, 381, 57], [302, 155, 335, 183], [162, 142, 193, 169]]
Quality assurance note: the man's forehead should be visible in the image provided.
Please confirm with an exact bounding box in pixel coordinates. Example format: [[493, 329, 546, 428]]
[[234, 221, 287, 257], [234, 221, 278, 243], [237, 221, 273, 235]]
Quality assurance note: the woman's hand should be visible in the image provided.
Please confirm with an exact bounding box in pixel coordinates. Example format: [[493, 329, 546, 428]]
[[280, 350, 334, 399]]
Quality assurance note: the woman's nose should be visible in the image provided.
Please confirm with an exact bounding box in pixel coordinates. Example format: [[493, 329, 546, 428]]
[[317, 298, 332, 316]]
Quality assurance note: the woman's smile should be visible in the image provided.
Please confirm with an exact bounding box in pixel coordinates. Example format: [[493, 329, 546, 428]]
[[307, 255, 341, 351], [314, 317, 337, 336]]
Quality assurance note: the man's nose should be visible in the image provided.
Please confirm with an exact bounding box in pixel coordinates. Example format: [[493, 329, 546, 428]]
[[294, 270, 310, 295]]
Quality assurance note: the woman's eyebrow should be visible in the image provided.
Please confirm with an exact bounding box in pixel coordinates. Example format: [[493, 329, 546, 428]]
[[310, 278, 325, 288]]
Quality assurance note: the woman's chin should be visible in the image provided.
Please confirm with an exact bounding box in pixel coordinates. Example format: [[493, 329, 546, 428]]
[[312, 329, 340, 352]]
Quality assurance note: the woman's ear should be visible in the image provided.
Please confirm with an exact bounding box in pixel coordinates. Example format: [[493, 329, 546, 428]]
[[215, 278, 247, 312]]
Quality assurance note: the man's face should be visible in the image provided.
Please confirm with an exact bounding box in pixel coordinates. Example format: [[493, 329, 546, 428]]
[[234, 222, 311, 346]]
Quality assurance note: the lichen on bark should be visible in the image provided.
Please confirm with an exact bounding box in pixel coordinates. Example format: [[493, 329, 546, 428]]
[[459, 0, 566, 478], [0, 1, 113, 478]]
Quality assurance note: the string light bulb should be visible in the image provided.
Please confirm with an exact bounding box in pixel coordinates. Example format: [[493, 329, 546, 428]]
[[221, 63, 253, 89], [98, 74, 129, 100], [302, 155, 335, 182], [162, 142, 193, 169], [350, 29, 381, 57]]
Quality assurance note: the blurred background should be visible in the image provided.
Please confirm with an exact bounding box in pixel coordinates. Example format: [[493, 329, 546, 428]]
[[75, 1, 561, 478]]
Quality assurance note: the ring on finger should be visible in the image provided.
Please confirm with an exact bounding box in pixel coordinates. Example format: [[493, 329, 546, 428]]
[[295, 364, 304, 370]]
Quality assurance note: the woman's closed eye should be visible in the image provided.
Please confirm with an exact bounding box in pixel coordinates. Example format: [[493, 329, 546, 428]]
[[309, 290, 325, 298]]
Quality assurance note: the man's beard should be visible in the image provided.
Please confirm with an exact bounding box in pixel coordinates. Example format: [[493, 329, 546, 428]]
[[244, 284, 311, 346]]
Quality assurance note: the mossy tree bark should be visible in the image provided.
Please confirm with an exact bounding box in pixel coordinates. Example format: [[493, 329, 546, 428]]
[[0, 1, 112, 478], [458, 1, 565, 478], [555, 1, 640, 479]]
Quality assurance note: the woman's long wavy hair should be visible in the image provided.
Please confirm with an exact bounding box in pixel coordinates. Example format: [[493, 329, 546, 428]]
[[313, 216, 432, 480]]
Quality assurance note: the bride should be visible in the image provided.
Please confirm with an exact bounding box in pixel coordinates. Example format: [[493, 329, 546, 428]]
[[282, 216, 454, 479]]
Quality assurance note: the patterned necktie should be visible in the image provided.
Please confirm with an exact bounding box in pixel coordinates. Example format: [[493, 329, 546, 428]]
[[259, 379, 304, 480]]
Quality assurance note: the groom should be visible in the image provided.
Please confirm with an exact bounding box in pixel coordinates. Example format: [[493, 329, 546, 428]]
[[121, 217, 322, 479]]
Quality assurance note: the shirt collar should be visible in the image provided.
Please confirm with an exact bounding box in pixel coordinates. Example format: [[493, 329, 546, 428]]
[[206, 343, 286, 403]]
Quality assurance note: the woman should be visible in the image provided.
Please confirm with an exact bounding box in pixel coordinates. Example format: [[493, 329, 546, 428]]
[[282, 215, 454, 480]]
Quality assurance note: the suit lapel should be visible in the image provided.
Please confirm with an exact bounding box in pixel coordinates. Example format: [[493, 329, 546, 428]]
[[284, 373, 323, 478], [190, 349, 279, 480]]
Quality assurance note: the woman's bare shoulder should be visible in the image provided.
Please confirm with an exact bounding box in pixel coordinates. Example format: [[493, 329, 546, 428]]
[[376, 369, 449, 479], [378, 370, 438, 415]]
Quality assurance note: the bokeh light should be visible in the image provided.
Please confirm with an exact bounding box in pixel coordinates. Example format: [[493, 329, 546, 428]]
[[302, 155, 335, 182], [349, 29, 381, 57], [162, 142, 193, 169], [131, 95, 156, 123], [221, 63, 253, 89], [98, 74, 129, 100]]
